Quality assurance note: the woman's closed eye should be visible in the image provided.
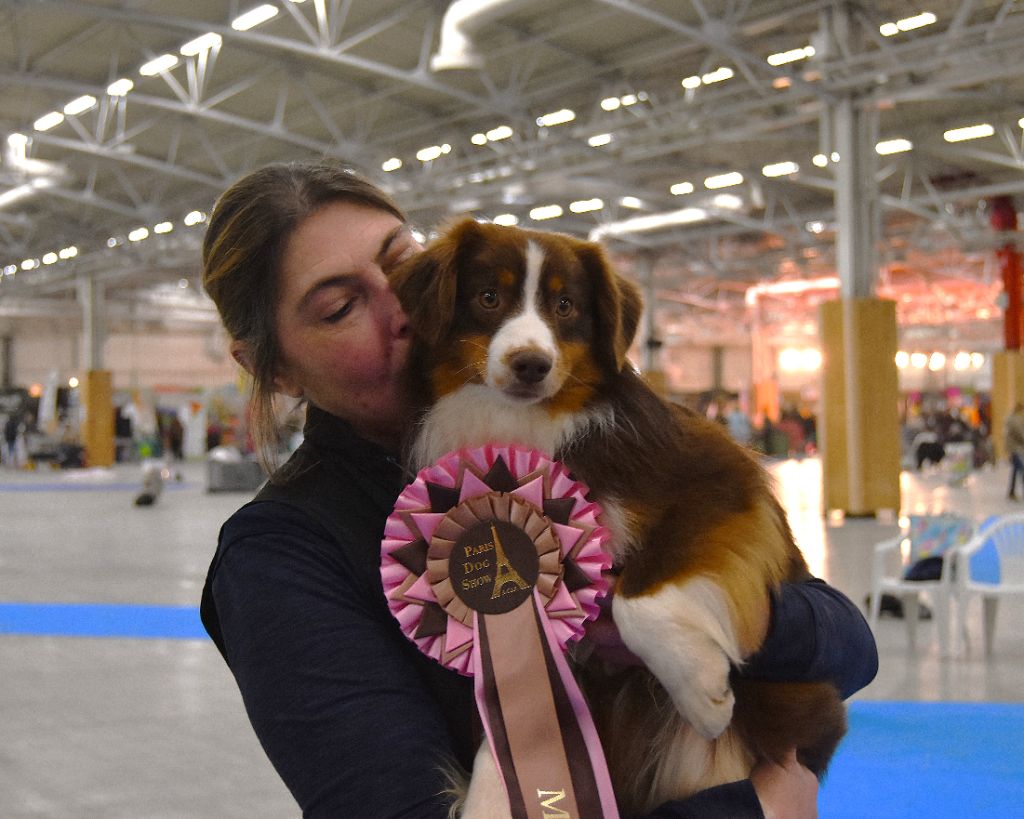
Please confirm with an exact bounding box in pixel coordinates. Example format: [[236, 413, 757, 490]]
[[323, 298, 356, 324]]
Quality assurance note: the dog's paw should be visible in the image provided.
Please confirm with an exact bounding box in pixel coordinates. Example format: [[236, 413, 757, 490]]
[[460, 742, 512, 819], [664, 643, 735, 739]]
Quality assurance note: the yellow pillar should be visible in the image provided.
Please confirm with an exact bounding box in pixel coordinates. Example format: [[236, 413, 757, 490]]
[[81, 369, 114, 467], [991, 351, 1024, 461], [819, 298, 901, 515]]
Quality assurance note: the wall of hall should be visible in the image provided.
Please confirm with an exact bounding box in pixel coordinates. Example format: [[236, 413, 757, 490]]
[[10, 328, 238, 391]]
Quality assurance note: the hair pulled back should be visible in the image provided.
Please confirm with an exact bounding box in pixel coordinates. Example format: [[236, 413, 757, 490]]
[[202, 159, 405, 469]]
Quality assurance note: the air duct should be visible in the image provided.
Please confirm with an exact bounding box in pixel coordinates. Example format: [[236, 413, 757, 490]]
[[431, 0, 531, 71]]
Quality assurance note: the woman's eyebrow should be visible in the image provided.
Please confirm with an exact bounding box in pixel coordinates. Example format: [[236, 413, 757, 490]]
[[298, 274, 358, 314]]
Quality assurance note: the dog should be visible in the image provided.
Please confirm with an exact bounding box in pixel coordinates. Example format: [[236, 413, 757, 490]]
[[389, 217, 846, 816]]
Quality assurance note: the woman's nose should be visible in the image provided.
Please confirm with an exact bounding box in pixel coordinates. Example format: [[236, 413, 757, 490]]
[[380, 286, 410, 339]]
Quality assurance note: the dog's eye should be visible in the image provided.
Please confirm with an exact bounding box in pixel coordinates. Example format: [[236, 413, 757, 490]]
[[479, 290, 500, 309], [556, 296, 573, 317]]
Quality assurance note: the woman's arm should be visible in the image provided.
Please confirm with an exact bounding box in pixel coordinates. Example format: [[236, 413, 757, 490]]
[[206, 503, 466, 818], [741, 578, 878, 698]]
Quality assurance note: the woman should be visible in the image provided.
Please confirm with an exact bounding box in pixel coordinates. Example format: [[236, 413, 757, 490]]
[[200, 159, 877, 818]]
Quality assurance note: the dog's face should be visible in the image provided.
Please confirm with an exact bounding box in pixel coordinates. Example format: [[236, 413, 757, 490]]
[[390, 218, 642, 411]]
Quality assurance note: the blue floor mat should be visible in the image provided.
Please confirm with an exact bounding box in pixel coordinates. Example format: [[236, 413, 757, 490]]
[[0, 602, 206, 639], [821, 701, 1024, 817]]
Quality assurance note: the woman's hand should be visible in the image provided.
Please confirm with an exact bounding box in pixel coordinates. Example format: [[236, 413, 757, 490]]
[[751, 750, 818, 819], [582, 574, 644, 666]]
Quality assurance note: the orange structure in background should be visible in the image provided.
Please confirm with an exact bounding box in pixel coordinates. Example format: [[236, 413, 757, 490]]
[[991, 196, 1022, 351]]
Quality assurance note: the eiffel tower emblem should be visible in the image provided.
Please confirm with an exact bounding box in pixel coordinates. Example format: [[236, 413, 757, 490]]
[[489, 523, 530, 600]]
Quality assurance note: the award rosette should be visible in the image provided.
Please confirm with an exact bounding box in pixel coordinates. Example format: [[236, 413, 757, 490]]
[[381, 444, 619, 818]]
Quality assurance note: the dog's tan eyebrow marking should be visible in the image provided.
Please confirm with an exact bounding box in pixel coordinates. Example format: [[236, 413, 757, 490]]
[[499, 269, 515, 287], [548, 275, 564, 292]]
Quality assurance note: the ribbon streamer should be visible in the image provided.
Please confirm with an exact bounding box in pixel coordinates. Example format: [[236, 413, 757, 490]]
[[382, 444, 619, 818]]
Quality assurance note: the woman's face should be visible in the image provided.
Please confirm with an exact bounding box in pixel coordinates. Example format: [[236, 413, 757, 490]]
[[272, 200, 421, 445]]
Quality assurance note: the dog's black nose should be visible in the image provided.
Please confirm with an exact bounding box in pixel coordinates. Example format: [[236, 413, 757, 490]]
[[510, 351, 552, 384]]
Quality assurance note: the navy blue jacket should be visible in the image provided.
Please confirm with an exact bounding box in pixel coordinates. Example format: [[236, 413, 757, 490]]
[[201, 406, 877, 818]]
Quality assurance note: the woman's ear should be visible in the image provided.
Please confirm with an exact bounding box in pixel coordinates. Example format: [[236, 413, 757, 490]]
[[231, 340, 303, 398], [229, 340, 255, 375]]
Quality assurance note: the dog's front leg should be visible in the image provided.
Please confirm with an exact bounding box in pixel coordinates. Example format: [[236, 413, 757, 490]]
[[460, 741, 513, 819], [613, 577, 741, 740]]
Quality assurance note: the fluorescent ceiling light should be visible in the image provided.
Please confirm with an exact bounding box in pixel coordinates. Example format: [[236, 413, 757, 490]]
[[181, 32, 222, 56], [681, 75, 701, 90], [880, 12, 937, 36], [711, 193, 744, 210], [493, 214, 518, 226], [232, 4, 280, 31], [381, 157, 402, 172], [486, 125, 513, 141], [21, 258, 38, 271], [154, 221, 173, 234], [701, 66, 734, 84], [416, 144, 451, 162], [183, 211, 206, 226], [59, 246, 78, 259], [944, 123, 994, 142], [33, 111, 64, 131], [619, 196, 642, 209], [471, 133, 487, 145], [42, 252, 58, 265], [876, 138, 913, 155], [63, 95, 97, 116], [601, 97, 620, 111], [107, 78, 134, 96], [1019, 117, 1024, 129], [536, 109, 575, 127], [704, 171, 744, 189], [588, 133, 613, 147], [139, 54, 179, 76], [569, 198, 603, 213], [620, 94, 638, 106], [0, 185, 36, 208], [767, 46, 815, 66], [670, 181, 694, 196], [592, 207, 707, 239], [128, 227, 150, 242], [762, 161, 799, 177], [529, 204, 563, 221]]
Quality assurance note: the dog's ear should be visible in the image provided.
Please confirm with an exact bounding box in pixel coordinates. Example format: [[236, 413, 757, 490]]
[[573, 239, 642, 372], [389, 216, 483, 348]]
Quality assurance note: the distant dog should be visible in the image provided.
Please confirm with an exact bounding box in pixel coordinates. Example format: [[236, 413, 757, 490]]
[[390, 218, 845, 816]]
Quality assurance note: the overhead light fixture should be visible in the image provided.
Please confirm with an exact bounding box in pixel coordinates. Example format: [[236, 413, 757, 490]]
[[181, 32, 223, 56], [701, 67, 734, 84], [536, 109, 575, 127], [601, 97, 621, 111], [767, 45, 815, 66], [711, 193, 744, 210], [139, 54, 179, 76], [588, 133, 613, 147], [0, 184, 37, 208], [619, 196, 642, 209], [232, 4, 280, 31], [470, 133, 487, 145], [183, 210, 206, 226], [591, 207, 707, 239], [416, 143, 451, 162], [493, 213, 519, 226], [620, 94, 638, 106], [762, 161, 799, 177], [681, 75, 702, 90], [876, 138, 914, 155], [21, 258, 38, 271], [381, 157, 402, 172], [42, 252, 58, 265], [704, 171, 744, 189], [154, 221, 173, 234], [128, 227, 150, 242], [1019, 117, 1024, 129], [569, 198, 603, 214], [670, 181, 694, 196], [529, 204, 563, 221], [486, 125, 513, 141], [812, 153, 829, 167], [944, 123, 994, 142], [59, 246, 78, 259], [880, 12, 937, 36], [63, 95, 97, 116], [33, 111, 64, 131], [107, 78, 134, 96]]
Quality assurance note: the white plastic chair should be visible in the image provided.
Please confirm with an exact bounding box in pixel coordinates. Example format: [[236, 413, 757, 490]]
[[956, 513, 1024, 657], [868, 514, 974, 654]]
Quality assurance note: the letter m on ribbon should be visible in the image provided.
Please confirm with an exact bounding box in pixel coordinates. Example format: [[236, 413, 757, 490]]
[[537, 789, 571, 819]]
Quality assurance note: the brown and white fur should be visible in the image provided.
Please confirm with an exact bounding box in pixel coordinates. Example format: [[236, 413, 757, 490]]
[[389, 218, 846, 817]]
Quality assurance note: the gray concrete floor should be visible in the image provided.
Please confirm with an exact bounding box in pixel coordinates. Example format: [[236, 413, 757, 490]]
[[2, 456, 1022, 818]]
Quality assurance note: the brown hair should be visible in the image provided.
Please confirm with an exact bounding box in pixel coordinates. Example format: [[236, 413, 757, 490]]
[[201, 159, 405, 471]]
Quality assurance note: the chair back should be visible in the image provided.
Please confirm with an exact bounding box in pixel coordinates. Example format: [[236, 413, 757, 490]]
[[972, 513, 1024, 588], [906, 514, 973, 565]]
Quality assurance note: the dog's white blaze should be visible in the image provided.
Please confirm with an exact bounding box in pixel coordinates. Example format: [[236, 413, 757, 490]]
[[614, 578, 741, 740], [485, 241, 560, 393]]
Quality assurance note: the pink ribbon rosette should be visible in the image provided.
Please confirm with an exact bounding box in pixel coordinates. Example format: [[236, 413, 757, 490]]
[[381, 444, 619, 818]]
